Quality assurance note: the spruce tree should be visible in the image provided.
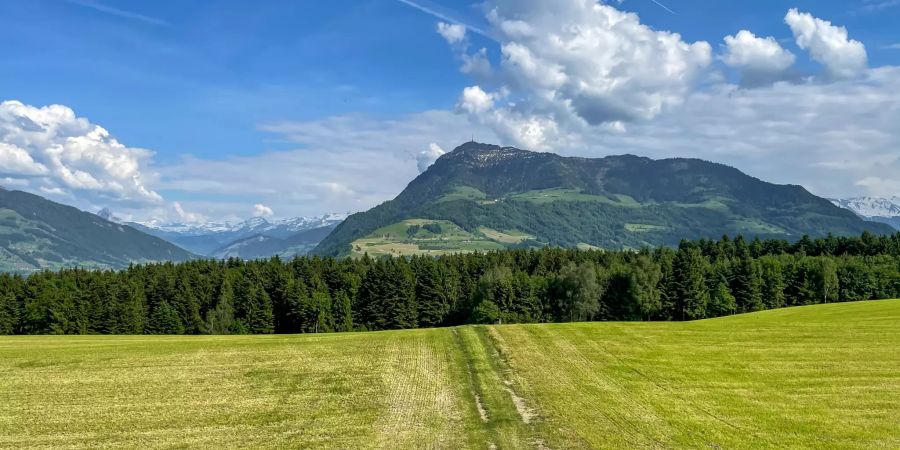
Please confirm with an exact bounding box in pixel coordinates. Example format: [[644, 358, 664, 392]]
[[673, 246, 710, 320], [732, 256, 763, 313], [172, 275, 202, 334], [415, 258, 452, 327], [205, 277, 236, 334], [242, 284, 274, 334], [0, 288, 18, 335], [388, 258, 418, 329], [332, 290, 353, 332], [281, 278, 309, 333]]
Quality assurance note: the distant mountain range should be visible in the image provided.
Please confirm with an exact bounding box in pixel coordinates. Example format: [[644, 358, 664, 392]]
[[313, 142, 894, 257], [101, 210, 347, 258], [0, 188, 194, 273], [208, 224, 338, 259], [829, 197, 900, 230]]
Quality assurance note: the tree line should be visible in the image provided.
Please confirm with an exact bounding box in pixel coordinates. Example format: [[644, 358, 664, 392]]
[[1, 232, 899, 335]]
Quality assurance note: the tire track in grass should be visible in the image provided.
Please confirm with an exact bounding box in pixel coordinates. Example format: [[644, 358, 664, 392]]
[[497, 325, 661, 449], [453, 326, 543, 449]]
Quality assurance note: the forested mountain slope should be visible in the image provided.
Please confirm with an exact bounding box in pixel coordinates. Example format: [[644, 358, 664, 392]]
[[0, 188, 195, 272], [314, 142, 892, 256]]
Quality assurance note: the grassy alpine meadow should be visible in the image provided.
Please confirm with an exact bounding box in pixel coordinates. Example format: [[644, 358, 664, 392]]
[[2, 300, 899, 449]]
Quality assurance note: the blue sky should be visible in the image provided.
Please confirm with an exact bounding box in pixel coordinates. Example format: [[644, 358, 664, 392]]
[[1, 0, 899, 221]]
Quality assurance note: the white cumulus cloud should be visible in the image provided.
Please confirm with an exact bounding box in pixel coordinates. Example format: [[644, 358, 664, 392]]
[[253, 203, 274, 218], [172, 201, 205, 223], [0, 142, 49, 176], [0, 100, 162, 207], [785, 9, 867, 79], [443, 0, 712, 149], [416, 143, 446, 172], [436, 22, 466, 45], [457, 86, 496, 114], [721, 30, 796, 86]]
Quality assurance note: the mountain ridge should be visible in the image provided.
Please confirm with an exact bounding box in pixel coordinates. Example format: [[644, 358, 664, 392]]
[[313, 142, 893, 256], [119, 213, 346, 256], [0, 189, 195, 273], [209, 224, 338, 259]]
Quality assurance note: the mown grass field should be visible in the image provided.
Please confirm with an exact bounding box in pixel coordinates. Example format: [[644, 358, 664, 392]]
[[2, 300, 899, 449]]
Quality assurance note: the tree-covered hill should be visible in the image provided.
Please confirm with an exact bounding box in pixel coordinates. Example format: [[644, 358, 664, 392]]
[[314, 142, 893, 256], [0, 188, 195, 273]]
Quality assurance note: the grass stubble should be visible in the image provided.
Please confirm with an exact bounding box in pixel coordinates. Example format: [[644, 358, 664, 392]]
[[1, 300, 898, 449]]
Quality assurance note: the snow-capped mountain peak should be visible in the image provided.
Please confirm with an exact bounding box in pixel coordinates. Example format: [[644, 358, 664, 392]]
[[133, 213, 347, 236], [96, 207, 122, 223], [242, 217, 269, 229], [829, 197, 900, 218]]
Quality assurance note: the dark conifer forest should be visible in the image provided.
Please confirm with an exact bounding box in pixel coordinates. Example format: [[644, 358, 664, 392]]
[[2, 232, 899, 335]]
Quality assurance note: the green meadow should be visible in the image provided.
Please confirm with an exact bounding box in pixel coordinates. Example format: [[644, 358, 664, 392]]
[[2, 300, 898, 449]]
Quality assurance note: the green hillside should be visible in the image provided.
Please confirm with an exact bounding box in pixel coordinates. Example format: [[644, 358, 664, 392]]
[[314, 142, 893, 256], [3, 300, 898, 448], [0, 188, 195, 272]]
